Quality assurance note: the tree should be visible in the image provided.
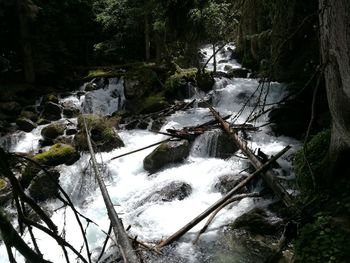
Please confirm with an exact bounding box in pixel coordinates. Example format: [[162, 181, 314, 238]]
[[319, 0, 350, 179]]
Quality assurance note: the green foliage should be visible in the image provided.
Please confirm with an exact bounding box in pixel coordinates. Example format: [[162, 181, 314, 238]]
[[165, 68, 197, 93], [295, 214, 350, 263], [294, 130, 331, 193]]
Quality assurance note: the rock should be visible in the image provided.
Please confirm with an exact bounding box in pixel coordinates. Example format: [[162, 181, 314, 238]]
[[224, 65, 233, 72], [231, 208, 282, 236], [63, 106, 80, 118], [41, 94, 58, 105], [20, 110, 38, 122], [85, 82, 98, 91], [215, 132, 239, 158], [28, 169, 60, 201], [74, 114, 124, 152], [66, 128, 77, 135], [214, 174, 248, 194], [34, 143, 80, 166], [41, 102, 62, 121], [143, 140, 190, 173], [54, 136, 74, 145], [41, 123, 65, 140], [196, 71, 214, 92], [197, 97, 212, 108], [138, 181, 192, 206], [218, 59, 229, 64], [124, 67, 158, 100], [227, 68, 250, 78], [150, 118, 165, 131], [0, 101, 22, 115], [268, 101, 309, 139], [37, 118, 51, 126], [16, 118, 38, 132]]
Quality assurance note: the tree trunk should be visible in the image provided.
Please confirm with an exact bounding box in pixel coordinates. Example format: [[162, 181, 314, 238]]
[[212, 43, 217, 73], [17, 0, 35, 84], [319, 0, 350, 178], [144, 14, 151, 61]]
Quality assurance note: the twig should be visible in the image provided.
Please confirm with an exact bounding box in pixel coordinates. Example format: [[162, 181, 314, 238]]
[[97, 223, 112, 263]]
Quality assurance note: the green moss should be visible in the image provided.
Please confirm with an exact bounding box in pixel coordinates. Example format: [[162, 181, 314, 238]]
[[101, 127, 114, 140], [140, 93, 170, 114], [294, 129, 331, 193], [77, 114, 103, 130], [34, 144, 76, 166], [295, 214, 350, 263], [0, 178, 6, 190]]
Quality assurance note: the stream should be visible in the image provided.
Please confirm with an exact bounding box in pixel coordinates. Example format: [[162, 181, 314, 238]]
[[0, 44, 299, 263]]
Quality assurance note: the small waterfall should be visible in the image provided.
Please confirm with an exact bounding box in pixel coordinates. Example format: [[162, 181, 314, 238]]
[[0, 132, 26, 152], [191, 130, 220, 158], [82, 77, 125, 116]]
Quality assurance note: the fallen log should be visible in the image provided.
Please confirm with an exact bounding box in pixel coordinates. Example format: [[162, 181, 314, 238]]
[[208, 106, 293, 207], [156, 145, 291, 248], [83, 117, 140, 263]]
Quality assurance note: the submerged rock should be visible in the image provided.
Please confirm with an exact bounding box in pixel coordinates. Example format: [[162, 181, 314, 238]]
[[143, 140, 190, 173], [28, 169, 60, 201], [16, 117, 38, 132], [138, 181, 192, 206], [214, 174, 248, 194]]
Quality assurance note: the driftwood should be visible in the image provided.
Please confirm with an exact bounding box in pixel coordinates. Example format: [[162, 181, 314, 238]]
[[83, 117, 140, 263], [192, 192, 261, 244], [208, 106, 293, 207], [156, 145, 291, 248]]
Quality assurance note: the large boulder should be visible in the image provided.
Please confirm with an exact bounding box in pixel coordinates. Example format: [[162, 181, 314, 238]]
[[137, 181, 192, 206], [74, 114, 124, 152], [41, 102, 62, 121], [16, 118, 37, 132], [20, 110, 38, 122], [41, 94, 58, 105], [143, 140, 190, 173], [28, 169, 60, 201], [41, 123, 65, 140], [34, 143, 80, 166], [63, 106, 80, 118]]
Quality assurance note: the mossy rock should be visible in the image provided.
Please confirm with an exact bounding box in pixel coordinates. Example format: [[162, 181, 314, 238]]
[[34, 143, 80, 166], [41, 123, 65, 140], [294, 130, 331, 193], [124, 67, 159, 100], [75, 114, 124, 152], [164, 69, 197, 99], [41, 102, 62, 121], [140, 94, 170, 114], [0, 178, 7, 191], [196, 71, 214, 92], [143, 140, 190, 173]]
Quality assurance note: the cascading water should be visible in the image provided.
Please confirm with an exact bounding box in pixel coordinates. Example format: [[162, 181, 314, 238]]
[[0, 44, 299, 263]]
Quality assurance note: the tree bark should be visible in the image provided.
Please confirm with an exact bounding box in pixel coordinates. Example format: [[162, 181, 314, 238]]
[[144, 14, 151, 61], [17, 0, 35, 84], [319, 0, 350, 177], [212, 44, 217, 73]]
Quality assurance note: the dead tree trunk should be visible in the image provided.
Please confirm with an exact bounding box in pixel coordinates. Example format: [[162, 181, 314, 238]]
[[208, 106, 293, 207], [319, 0, 350, 179], [83, 119, 140, 263]]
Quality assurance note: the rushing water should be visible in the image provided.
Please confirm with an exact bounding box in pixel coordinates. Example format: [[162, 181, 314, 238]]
[[0, 44, 299, 263]]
